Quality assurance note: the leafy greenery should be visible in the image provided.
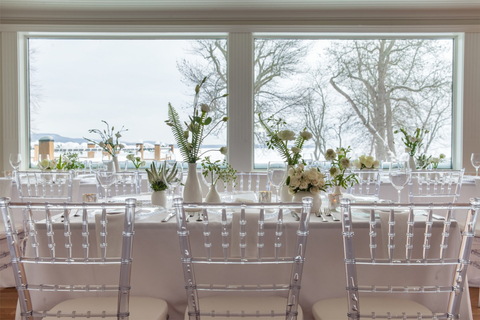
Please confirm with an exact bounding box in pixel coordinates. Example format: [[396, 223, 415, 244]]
[[258, 113, 312, 166], [145, 161, 179, 192], [83, 120, 127, 157], [165, 77, 228, 163], [63, 152, 85, 170], [126, 154, 146, 169], [201, 156, 237, 187], [394, 126, 429, 157], [325, 146, 358, 189]]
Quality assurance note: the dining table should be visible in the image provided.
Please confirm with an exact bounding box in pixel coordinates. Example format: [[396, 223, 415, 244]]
[[2, 172, 479, 319]]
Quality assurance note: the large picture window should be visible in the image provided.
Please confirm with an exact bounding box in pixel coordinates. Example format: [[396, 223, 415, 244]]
[[28, 37, 228, 168], [253, 38, 454, 169]]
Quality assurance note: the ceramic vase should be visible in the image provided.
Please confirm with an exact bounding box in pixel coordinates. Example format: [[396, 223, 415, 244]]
[[205, 184, 221, 203], [183, 163, 203, 209], [292, 191, 321, 214], [280, 165, 293, 202], [408, 156, 416, 171], [151, 190, 167, 208], [112, 156, 120, 172]]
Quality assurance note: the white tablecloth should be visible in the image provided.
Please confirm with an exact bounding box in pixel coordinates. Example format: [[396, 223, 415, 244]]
[[14, 209, 473, 320]]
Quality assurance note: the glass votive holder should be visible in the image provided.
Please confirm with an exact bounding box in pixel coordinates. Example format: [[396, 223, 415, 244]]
[[258, 191, 272, 203], [82, 193, 97, 203]]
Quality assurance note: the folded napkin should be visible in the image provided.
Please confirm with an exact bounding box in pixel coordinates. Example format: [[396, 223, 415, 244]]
[[94, 210, 125, 258], [379, 210, 409, 260]]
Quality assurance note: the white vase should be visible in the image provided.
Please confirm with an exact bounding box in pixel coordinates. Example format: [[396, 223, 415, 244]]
[[112, 156, 120, 172], [151, 191, 167, 208], [183, 163, 203, 208], [205, 184, 221, 203], [281, 165, 293, 202], [293, 191, 321, 214], [409, 156, 416, 170], [328, 185, 343, 211]]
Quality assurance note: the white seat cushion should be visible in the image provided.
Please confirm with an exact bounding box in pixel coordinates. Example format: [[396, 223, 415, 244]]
[[45, 296, 168, 320], [312, 297, 432, 320], [185, 295, 303, 320]]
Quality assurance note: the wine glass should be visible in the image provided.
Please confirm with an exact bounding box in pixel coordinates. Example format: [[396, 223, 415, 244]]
[[471, 153, 480, 176], [95, 164, 117, 202], [166, 161, 184, 197], [267, 161, 288, 203], [302, 153, 313, 166], [9, 153, 22, 170], [389, 161, 412, 203]]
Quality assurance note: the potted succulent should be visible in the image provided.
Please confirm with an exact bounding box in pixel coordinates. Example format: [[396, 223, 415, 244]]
[[145, 161, 179, 208]]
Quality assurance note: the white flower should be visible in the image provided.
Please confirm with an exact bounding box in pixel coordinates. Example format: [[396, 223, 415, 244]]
[[340, 158, 351, 168], [290, 177, 300, 188], [329, 167, 340, 177], [359, 155, 366, 164], [364, 158, 373, 168], [405, 147, 411, 153], [337, 149, 345, 156], [310, 186, 320, 194], [373, 160, 381, 168], [352, 160, 361, 169], [288, 167, 295, 176], [439, 153, 446, 159], [325, 149, 336, 161], [297, 163, 304, 171], [200, 104, 210, 113], [300, 131, 313, 140], [115, 132, 122, 138], [409, 136, 417, 143], [107, 137, 113, 143], [299, 181, 308, 190], [291, 147, 301, 154], [288, 187, 296, 195], [219, 146, 228, 155], [431, 157, 439, 163], [277, 130, 296, 141], [366, 155, 374, 162], [307, 170, 317, 180], [126, 154, 135, 161]]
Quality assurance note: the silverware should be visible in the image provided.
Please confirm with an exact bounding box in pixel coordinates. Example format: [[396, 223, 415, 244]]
[[329, 211, 340, 221], [318, 212, 328, 222], [324, 208, 340, 222], [161, 211, 176, 222], [291, 210, 300, 221]]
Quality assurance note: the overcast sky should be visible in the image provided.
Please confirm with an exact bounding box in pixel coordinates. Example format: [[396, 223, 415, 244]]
[[29, 38, 226, 146]]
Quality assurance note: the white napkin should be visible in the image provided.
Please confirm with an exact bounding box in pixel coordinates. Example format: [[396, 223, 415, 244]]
[[94, 210, 125, 258], [379, 211, 409, 260]]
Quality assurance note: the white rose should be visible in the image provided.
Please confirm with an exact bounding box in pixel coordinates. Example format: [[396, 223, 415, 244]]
[[277, 130, 296, 141], [325, 149, 336, 161], [290, 177, 300, 188], [297, 163, 304, 171], [352, 160, 361, 169], [291, 147, 301, 154], [373, 160, 381, 169], [310, 178, 319, 186], [299, 181, 308, 190], [329, 167, 340, 177], [359, 155, 366, 164], [366, 156, 374, 162], [310, 186, 320, 194], [300, 131, 313, 140], [364, 159, 373, 168], [405, 147, 411, 153], [307, 170, 316, 180]]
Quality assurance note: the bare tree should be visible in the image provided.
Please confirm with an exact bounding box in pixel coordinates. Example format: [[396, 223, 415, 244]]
[[325, 39, 452, 160]]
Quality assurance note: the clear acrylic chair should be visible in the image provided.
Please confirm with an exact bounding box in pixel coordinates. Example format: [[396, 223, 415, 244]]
[[14, 170, 75, 202], [312, 199, 479, 319], [174, 197, 312, 319], [0, 197, 168, 320], [408, 169, 465, 204], [96, 171, 141, 199], [346, 169, 382, 201]]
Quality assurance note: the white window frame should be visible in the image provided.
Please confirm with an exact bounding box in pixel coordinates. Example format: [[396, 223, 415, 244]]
[[1, 26, 473, 173]]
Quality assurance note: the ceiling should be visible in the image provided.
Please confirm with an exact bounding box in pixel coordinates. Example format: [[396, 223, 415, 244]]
[[1, 0, 479, 25]]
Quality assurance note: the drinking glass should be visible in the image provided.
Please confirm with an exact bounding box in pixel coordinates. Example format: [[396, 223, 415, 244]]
[[96, 164, 117, 202], [389, 161, 412, 203], [267, 161, 287, 203], [471, 153, 480, 176], [302, 153, 313, 166], [166, 161, 184, 197], [9, 154, 22, 170]]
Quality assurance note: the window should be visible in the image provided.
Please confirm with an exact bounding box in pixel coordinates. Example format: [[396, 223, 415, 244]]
[[28, 37, 228, 168], [253, 38, 454, 169]]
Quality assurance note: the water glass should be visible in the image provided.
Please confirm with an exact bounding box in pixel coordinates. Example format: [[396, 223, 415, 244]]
[[267, 161, 287, 202], [9, 154, 22, 170], [389, 161, 412, 203], [96, 164, 117, 202], [471, 153, 480, 176]]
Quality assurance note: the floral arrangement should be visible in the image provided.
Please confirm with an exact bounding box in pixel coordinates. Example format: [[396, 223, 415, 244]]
[[62, 152, 85, 170], [126, 154, 146, 169], [84, 120, 127, 157], [325, 146, 358, 189], [431, 154, 446, 169], [258, 113, 313, 166], [37, 158, 57, 171], [394, 126, 429, 157], [201, 156, 237, 187], [145, 161, 179, 192], [55, 154, 69, 171], [165, 77, 228, 163], [352, 155, 381, 170], [286, 163, 327, 195]]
